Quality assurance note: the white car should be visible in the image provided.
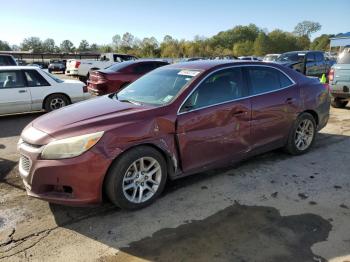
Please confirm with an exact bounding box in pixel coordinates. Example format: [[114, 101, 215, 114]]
[[0, 66, 90, 115], [65, 53, 137, 80]]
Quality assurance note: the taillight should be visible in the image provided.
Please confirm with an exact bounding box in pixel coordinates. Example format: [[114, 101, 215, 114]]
[[82, 86, 88, 93], [97, 72, 106, 82], [74, 61, 81, 68], [328, 69, 334, 82]]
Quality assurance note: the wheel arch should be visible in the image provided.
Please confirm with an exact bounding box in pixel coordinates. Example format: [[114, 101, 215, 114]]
[[301, 109, 319, 127], [42, 93, 72, 109]]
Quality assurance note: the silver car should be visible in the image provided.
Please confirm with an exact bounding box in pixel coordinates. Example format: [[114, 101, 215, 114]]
[[329, 48, 350, 108]]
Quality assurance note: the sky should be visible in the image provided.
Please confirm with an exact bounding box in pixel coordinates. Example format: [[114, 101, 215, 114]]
[[1, 0, 349, 47]]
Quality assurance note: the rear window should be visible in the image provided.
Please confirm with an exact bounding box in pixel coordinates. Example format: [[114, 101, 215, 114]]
[[0, 55, 16, 66], [106, 61, 135, 72], [337, 49, 350, 64]]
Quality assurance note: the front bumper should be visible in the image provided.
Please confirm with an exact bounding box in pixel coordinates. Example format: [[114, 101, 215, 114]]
[[18, 141, 113, 206]]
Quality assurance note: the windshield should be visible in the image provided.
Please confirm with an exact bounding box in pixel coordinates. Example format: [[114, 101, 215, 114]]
[[337, 49, 350, 64], [42, 70, 64, 83], [116, 68, 201, 106], [277, 53, 305, 62]]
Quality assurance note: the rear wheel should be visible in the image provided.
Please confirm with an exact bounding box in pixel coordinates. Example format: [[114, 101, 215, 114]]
[[44, 94, 70, 112], [331, 98, 348, 108], [105, 146, 167, 210], [284, 113, 316, 155]]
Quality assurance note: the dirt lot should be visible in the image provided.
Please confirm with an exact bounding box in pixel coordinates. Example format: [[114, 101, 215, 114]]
[[0, 107, 349, 262]]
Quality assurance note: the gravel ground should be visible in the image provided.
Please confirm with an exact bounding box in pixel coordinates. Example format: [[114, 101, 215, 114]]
[[0, 106, 349, 262]]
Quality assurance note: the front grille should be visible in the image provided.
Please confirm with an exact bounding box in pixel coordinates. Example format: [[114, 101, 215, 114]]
[[20, 155, 31, 173]]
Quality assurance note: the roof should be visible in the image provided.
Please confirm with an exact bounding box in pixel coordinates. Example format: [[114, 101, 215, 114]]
[[331, 32, 350, 39], [0, 66, 39, 70], [166, 59, 271, 71]]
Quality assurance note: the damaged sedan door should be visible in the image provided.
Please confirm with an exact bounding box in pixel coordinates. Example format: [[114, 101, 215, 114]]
[[176, 67, 251, 173]]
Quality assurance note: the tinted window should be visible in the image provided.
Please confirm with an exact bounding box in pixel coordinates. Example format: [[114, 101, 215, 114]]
[[306, 53, 316, 62], [0, 70, 25, 88], [132, 63, 158, 74], [247, 67, 292, 95], [182, 67, 245, 111], [315, 52, 324, 62], [24, 70, 50, 87], [0, 55, 16, 66], [107, 61, 135, 72]]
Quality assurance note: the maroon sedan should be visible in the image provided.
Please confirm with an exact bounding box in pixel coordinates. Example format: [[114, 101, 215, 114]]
[[87, 60, 169, 96], [18, 61, 330, 209]]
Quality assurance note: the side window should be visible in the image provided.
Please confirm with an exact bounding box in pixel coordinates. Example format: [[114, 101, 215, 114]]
[[247, 67, 292, 95], [24, 70, 50, 87], [0, 71, 25, 88], [306, 53, 316, 62], [315, 53, 324, 62], [0, 56, 16, 66], [181, 67, 245, 112], [133, 63, 154, 74]]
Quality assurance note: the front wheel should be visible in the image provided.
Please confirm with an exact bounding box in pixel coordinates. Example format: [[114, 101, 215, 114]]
[[105, 146, 167, 210], [284, 113, 316, 155]]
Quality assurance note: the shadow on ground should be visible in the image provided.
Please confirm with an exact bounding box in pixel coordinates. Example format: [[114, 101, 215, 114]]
[[0, 113, 43, 139]]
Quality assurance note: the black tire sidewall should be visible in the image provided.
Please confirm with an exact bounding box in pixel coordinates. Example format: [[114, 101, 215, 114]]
[[285, 113, 316, 155], [105, 146, 168, 210], [44, 94, 69, 112], [331, 98, 348, 108]]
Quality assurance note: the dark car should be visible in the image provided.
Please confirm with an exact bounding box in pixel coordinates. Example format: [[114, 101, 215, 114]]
[[48, 60, 66, 73], [0, 54, 17, 66], [275, 51, 329, 78], [18, 61, 330, 209], [87, 60, 169, 96]]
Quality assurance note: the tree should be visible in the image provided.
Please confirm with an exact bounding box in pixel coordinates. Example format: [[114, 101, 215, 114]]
[[120, 32, 135, 53], [21, 37, 43, 52], [233, 41, 254, 56], [140, 37, 159, 57], [253, 33, 271, 56], [60, 40, 75, 53], [112, 34, 121, 51], [42, 38, 55, 52], [90, 43, 99, 52], [268, 30, 298, 53], [78, 40, 90, 52], [99, 45, 113, 53], [293, 21, 321, 37], [310, 34, 334, 51], [0, 40, 11, 51]]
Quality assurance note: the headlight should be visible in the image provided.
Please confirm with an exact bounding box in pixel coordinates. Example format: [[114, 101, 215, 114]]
[[41, 131, 104, 160]]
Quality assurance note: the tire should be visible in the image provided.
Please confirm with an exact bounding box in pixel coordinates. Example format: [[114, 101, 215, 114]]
[[48, 69, 52, 73], [331, 98, 348, 108], [44, 94, 70, 112], [105, 146, 168, 210], [284, 113, 316, 155]]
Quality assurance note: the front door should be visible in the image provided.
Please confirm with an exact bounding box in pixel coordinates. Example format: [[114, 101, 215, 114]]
[[0, 70, 31, 115], [176, 67, 251, 173]]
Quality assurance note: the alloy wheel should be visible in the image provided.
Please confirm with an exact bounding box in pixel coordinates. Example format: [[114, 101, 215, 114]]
[[294, 119, 314, 151], [122, 157, 162, 204], [50, 98, 66, 110]]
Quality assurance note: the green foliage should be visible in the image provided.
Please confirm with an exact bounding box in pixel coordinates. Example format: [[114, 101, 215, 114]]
[[2, 20, 327, 57], [60, 40, 75, 53], [0, 40, 11, 51], [310, 34, 334, 51]]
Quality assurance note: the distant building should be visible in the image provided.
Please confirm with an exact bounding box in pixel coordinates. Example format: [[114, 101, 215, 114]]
[[330, 32, 350, 51]]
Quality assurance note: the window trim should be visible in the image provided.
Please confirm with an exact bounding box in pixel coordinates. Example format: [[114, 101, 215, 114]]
[[0, 70, 27, 89], [177, 64, 296, 115]]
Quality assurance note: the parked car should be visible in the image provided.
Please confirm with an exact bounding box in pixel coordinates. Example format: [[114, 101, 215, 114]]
[[275, 51, 330, 78], [238, 56, 260, 61], [65, 53, 138, 81], [48, 60, 66, 73], [18, 61, 330, 209], [87, 60, 169, 96], [0, 54, 17, 66], [328, 47, 350, 108], [263, 54, 280, 62], [0, 66, 90, 115]]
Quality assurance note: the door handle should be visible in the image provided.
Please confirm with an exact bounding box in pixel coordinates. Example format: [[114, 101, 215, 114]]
[[232, 110, 248, 116], [18, 90, 27, 93], [285, 98, 296, 104]]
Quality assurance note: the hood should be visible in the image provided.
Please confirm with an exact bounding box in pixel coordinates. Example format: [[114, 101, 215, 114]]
[[31, 96, 152, 139]]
